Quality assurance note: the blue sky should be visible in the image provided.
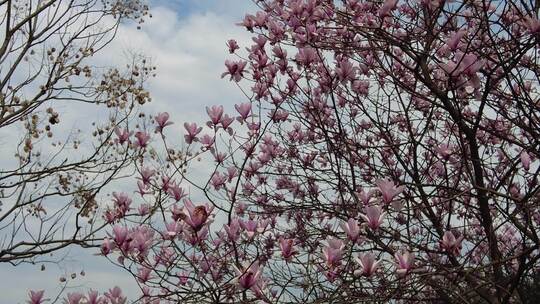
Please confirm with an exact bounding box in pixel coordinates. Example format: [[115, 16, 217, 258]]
[[152, 0, 256, 18], [1, 1, 258, 302]]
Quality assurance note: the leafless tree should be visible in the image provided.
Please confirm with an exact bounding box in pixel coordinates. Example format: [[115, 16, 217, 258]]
[[0, 0, 153, 266]]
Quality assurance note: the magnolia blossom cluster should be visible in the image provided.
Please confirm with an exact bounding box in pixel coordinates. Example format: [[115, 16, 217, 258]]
[[27, 287, 126, 304], [87, 107, 471, 302], [27, 0, 540, 302]]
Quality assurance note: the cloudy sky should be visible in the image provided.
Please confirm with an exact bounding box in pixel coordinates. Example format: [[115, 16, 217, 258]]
[[1, 1, 258, 302]]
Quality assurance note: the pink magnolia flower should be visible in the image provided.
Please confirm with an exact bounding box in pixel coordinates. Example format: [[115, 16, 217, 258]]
[[355, 253, 381, 277], [521, 150, 531, 171], [235, 261, 263, 290], [65, 292, 85, 304], [295, 47, 318, 66], [351, 79, 370, 96], [104, 287, 126, 304], [234, 201, 246, 216], [199, 259, 212, 275], [138, 203, 150, 216], [139, 167, 155, 185], [101, 237, 114, 255], [137, 267, 153, 283], [227, 39, 240, 53], [134, 131, 150, 148], [141, 286, 151, 298], [524, 16, 540, 34], [446, 29, 466, 51], [322, 238, 344, 268], [360, 205, 386, 230], [154, 112, 173, 132], [168, 182, 186, 201], [235, 102, 252, 122], [86, 290, 101, 304], [270, 109, 289, 122], [224, 218, 241, 242], [443, 52, 484, 83], [103, 210, 117, 223], [435, 144, 452, 160], [240, 218, 259, 239], [131, 227, 153, 257], [238, 14, 256, 31], [112, 225, 129, 246], [221, 60, 247, 82], [279, 238, 297, 261], [183, 122, 202, 144], [211, 172, 227, 190], [395, 251, 415, 277], [206, 105, 224, 126], [335, 59, 356, 83], [213, 151, 227, 163], [252, 11, 267, 27], [112, 192, 132, 215], [171, 204, 184, 222], [155, 246, 175, 266], [114, 127, 132, 145], [252, 34, 267, 49], [357, 188, 375, 205], [227, 166, 238, 182], [199, 134, 215, 147], [440, 231, 464, 256], [375, 179, 405, 203], [186, 224, 210, 245], [161, 176, 171, 192], [273, 45, 287, 59], [136, 181, 149, 197], [27, 290, 45, 304], [164, 220, 182, 239], [340, 218, 361, 242], [462, 53, 484, 76], [252, 82, 269, 100], [379, 0, 398, 18], [221, 114, 234, 129]]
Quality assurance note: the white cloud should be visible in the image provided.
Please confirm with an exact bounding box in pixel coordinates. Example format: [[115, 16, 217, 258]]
[[98, 6, 254, 122]]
